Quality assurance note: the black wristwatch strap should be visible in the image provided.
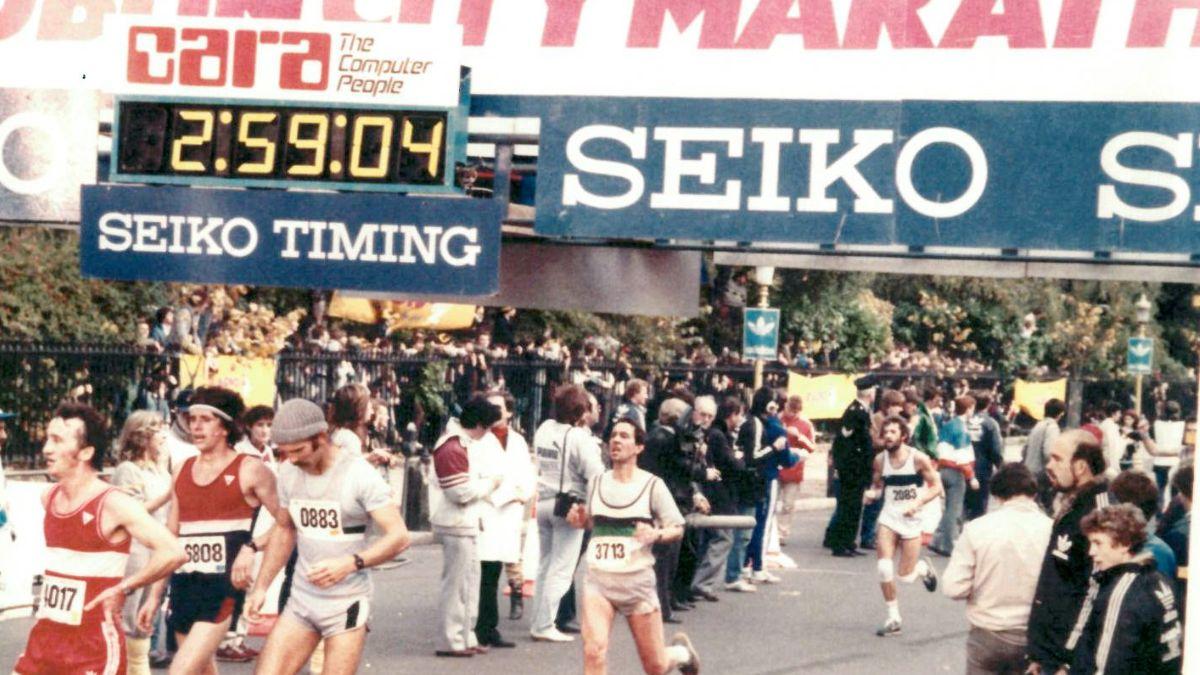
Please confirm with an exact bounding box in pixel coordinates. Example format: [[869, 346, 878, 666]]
[[246, 540, 260, 553], [353, 554, 365, 570]]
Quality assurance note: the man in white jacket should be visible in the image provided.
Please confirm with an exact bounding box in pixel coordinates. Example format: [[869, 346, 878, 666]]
[[942, 463, 1052, 674], [430, 395, 503, 658], [474, 391, 536, 648]]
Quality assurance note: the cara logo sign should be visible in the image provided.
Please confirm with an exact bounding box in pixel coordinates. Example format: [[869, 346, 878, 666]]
[[107, 18, 461, 107]]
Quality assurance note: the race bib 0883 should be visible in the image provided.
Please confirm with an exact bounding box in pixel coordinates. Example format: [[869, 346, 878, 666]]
[[290, 499, 349, 541]]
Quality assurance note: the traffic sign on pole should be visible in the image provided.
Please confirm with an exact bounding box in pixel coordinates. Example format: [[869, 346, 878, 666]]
[[743, 308, 780, 362], [1127, 337, 1153, 375]]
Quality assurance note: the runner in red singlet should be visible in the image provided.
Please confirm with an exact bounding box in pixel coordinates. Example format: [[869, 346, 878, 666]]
[[12, 402, 185, 675], [140, 387, 283, 675]]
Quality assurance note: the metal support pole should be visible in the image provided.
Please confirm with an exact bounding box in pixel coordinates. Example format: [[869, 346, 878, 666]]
[[753, 283, 769, 391], [1134, 323, 1146, 417]]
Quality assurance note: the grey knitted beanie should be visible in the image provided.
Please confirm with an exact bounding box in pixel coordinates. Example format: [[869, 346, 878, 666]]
[[271, 399, 329, 445]]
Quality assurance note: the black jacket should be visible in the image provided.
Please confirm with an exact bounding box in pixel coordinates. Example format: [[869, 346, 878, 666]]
[[1027, 480, 1112, 670], [704, 420, 744, 514], [638, 423, 706, 510], [1066, 556, 1182, 675], [831, 399, 873, 485]]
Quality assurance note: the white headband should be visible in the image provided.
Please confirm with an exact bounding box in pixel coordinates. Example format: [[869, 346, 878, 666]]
[[187, 403, 233, 422]]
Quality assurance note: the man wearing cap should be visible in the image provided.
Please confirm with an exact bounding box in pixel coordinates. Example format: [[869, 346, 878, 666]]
[[827, 375, 877, 557], [246, 398, 411, 674]]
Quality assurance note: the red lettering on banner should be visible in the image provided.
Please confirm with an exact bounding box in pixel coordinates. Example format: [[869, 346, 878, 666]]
[[844, 0, 933, 49], [735, 0, 837, 49], [178, 0, 208, 16], [321, 0, 382, 22], [179, 28, 227, 86], [627, 0, 738, 48], [37, 0, 114, 40], [1128, 0, 1200, 47], [459, 0, 494, 45], [178, 0, 301, 18], [279, 32, 329, 89], [940, 0, 1046, 48], [0, 0, 36, 41], [218, 0, 301, 18], [127, 26, 174, 84], [543, 0, 587, 46], [232, 29, 257, 87], [1053, 0, 1101, 47], [400, 0, 435, 23]]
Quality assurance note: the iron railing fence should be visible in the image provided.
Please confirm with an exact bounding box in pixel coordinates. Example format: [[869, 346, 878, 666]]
[[1, 342, 1192, 467]]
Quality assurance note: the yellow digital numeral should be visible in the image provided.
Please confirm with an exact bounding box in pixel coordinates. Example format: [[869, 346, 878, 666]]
[[349, 115, 393, 179], [170, 110, 214, 173], [286, 113, 329, 177], [402, 118, 444, 178], [236, 111, 278, 175]]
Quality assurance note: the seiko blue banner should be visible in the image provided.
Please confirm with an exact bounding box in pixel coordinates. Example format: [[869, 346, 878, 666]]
[[535, 99, 1200, 256], [80, 185, 502, 295]]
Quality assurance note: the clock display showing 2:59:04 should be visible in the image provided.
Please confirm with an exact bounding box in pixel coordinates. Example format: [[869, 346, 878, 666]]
[[114, 99, 449, 190]]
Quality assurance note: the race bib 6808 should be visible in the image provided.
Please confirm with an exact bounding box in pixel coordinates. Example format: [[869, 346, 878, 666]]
[[180, 535, 228, 574]]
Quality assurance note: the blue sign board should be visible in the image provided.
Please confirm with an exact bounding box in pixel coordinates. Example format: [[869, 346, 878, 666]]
[[1127, 337, 1154, 375], [743, 308, 780, 362], [534, 98, 1200, 258], [80, 185, 502, 295]]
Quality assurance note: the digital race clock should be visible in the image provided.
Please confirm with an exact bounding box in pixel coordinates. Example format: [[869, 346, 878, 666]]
[[110, 95, 467, 194]]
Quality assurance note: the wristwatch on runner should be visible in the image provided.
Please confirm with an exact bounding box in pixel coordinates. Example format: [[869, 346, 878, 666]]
[[353, 554, 366, 570]]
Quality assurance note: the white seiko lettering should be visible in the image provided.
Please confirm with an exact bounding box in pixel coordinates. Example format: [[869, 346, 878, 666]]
[[747, 128, 794, 212], [1096, 132, 1193, 223], [98, 212, 133, 252], [895, 128, 988, 219], [650, 126, 743, 210], [795, 129, 894, 214], [563, 125, 648, 210], [132, 214, 168, 253]]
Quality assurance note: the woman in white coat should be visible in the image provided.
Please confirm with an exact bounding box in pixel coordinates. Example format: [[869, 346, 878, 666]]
[[474, 391, 537, 648]]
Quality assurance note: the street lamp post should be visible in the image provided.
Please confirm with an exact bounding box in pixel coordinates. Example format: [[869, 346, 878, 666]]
[[1134, 293, 1152, 418], [752, 266, 775, 391]]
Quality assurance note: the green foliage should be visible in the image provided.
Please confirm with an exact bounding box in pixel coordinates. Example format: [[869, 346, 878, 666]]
[[775, 271, 893, 369], [0, 227, 168, 342], [415, 360, 451, 419]]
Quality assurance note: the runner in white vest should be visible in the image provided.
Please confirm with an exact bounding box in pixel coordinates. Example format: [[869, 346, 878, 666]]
[[566, 419, 700, 674]]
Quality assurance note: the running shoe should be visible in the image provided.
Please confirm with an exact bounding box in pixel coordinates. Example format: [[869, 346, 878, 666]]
[[672, 632, 701, 674], [751, 570, 781, 584], [876, 618, 902, 637], [215, 644, 256, 662], [530, 627, 575, 642], [921, 557, 938, 593], [724, 579, 757, 593]]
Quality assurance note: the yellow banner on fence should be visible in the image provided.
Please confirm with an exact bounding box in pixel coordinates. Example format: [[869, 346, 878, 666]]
[[1012, 378, 1067, 420], [328, 293, 477, 331], [179, 355, 278, 408], [787, 372, 860, 420]]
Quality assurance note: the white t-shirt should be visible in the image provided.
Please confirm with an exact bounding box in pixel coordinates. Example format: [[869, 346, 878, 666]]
[[277, 449, 393, 599]]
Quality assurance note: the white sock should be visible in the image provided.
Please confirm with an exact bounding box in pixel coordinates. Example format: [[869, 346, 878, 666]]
[[886, 600, 901, 622], [914, 559, 930, 578], [665, 645, 691, 667]]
